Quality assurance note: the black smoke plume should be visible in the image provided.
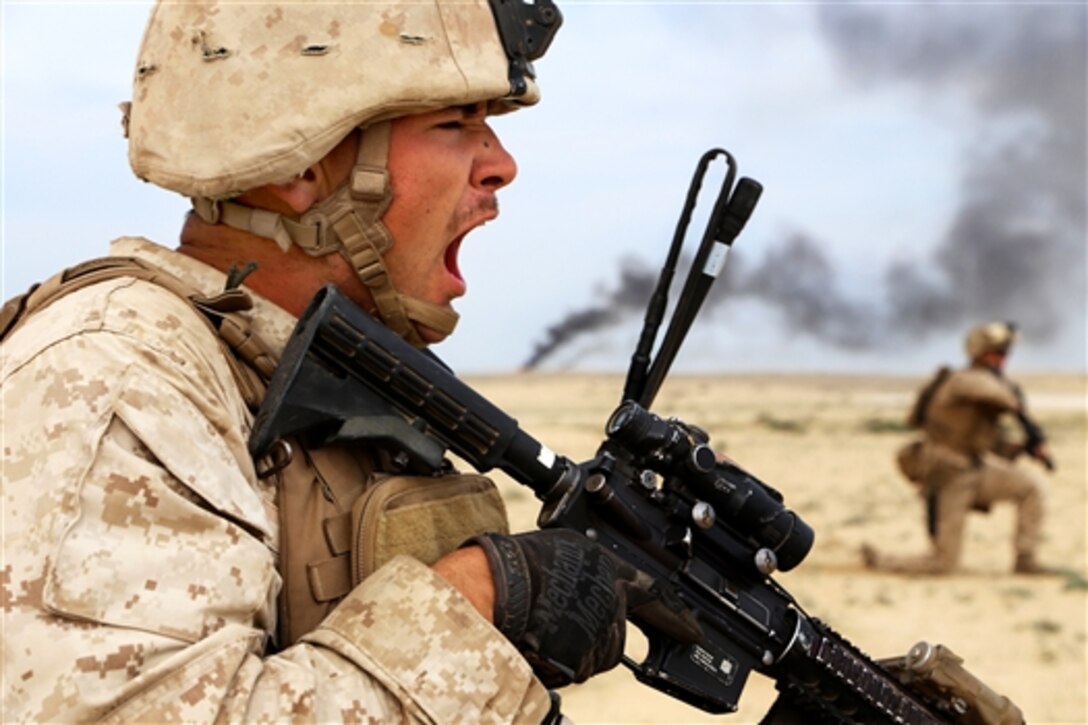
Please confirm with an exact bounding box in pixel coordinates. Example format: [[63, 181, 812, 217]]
[[523, 5, 1086, 370], [522, 260, 657, 370], [820, 3, 1085, 344]]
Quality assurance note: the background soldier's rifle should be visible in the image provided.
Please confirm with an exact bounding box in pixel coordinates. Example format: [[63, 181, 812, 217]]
[[250, 151, 1024, 724], [1012, 387, 1055, 472]]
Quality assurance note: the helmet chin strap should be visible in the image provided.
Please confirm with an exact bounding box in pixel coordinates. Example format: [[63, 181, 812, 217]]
[[191, 121, 459, 347]]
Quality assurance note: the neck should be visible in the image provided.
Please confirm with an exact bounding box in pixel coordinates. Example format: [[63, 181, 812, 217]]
[[177, 213, 373, 318], [972, 357, 1005, 375]]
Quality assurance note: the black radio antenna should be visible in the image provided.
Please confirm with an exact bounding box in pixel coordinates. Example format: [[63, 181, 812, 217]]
[[623, 150, 762, 410], [621, 149, 731, 404]]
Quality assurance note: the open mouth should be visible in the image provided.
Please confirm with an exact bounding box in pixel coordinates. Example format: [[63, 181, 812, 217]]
[[445, 233, 465, 284]]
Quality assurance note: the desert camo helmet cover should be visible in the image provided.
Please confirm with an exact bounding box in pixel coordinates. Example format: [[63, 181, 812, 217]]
[[965, 321, 1018, 360], [124, 0, 561, 345]]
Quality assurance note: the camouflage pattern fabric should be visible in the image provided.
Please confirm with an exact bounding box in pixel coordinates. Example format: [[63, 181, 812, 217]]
[[2, 237, 551, 722]]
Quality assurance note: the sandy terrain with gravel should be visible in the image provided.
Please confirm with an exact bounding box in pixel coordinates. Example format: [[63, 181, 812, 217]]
[[461, 371, 1087, 725]]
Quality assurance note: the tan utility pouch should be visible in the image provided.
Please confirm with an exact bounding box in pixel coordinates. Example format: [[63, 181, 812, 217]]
[[895, 439, 975, 496], [349, 472, 509, 582], [273, 441, 370, 646], [286, 466, 510, 646], [896, 439, 928, 485]]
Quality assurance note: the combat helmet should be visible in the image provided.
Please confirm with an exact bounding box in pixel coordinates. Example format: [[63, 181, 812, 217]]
[[965, 321, 1018, 361], [123, 0, 561, 345]]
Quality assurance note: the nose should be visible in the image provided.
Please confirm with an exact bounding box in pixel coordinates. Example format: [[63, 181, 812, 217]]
[[474, 125, 517, 191]]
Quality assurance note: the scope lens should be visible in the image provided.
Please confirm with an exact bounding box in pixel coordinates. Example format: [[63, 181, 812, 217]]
[[606, 402, 814, 570], [709, 465, 814, 571]]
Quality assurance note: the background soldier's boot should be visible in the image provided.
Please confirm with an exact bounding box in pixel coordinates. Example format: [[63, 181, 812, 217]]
[[1014, 553, 1061, 576]]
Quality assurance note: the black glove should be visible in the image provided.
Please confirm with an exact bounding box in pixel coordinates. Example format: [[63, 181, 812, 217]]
[[469, 529, 702, 688]]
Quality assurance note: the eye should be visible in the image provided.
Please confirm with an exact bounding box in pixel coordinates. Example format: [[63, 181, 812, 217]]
[[434, 103, 484, 131]]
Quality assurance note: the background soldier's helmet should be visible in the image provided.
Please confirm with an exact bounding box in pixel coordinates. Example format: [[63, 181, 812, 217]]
[[122, 0, 561, 345], [965, 321, 1018, 360]]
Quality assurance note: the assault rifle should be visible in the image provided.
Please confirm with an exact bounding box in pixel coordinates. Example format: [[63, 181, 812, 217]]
[[249, 151, 1024, 724]]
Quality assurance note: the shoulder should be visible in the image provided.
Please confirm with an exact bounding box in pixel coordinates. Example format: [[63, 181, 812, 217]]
[[3, 271, 270, 536], [5, 274, 222, 373], [3, 274, 251, 432], [943, 367, 1018, 408], [944, 367, 984, 390]]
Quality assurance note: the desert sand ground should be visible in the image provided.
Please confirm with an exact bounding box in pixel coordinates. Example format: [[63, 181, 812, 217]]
[[461, 371, 1087, 725]]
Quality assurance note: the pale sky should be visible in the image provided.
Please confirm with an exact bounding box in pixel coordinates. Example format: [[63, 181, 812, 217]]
[[3, 1, 1086, 376]]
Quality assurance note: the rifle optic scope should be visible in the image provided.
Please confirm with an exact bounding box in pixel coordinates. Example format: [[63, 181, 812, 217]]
[[607, 401, 815, 571]]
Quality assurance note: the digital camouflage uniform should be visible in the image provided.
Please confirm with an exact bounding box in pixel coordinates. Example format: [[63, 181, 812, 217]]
[[872, 365, 1046, 575], [1, 237, 552, 722]]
